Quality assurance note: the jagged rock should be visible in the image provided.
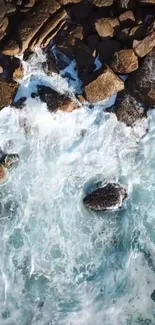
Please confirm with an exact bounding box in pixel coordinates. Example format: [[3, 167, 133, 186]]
[[91, 0, 113, 6], [68, 25, 84, 40], [151, 290, 155, 302], [0, 152, 19, 168], [127, 48, 155, 107], [0, 165, 7, 184], [133, 31, 155, 57], [83, 67, 124, 103], [2, 0, 60, 55], [0, 17, 8, 41], [42, 54, 59, 75], [83, 183, 127, 211], [110, 49, 138, 74], [119, 10, 136, 28], [36, 85, 78, 112], [95, 17, 120, 38], [115, 90, 146, 126], [0, 79, 19, 110], [98, 39, 121, 64]]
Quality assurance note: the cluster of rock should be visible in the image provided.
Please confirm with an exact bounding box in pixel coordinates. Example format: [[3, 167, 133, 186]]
[[0, 0, 155, 124]]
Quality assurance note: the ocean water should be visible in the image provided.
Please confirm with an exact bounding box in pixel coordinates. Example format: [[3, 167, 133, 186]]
[[0, 50, 155, 325]]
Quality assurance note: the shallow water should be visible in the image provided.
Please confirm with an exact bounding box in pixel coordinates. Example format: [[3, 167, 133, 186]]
[[0, 50, 155, 325]]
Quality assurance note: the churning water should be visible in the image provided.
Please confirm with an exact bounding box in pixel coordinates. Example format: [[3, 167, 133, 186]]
[[0, 50, 155, 325]]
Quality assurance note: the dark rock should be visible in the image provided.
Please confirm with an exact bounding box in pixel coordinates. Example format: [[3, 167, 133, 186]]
[[140, 0, 155, 4], [0, 17, 8, 41], [151, 289, 155, 302], [37, 85, 78, 112], [69, 0, 92, 20], [0, 79, 19, 110], [83, 66, 124, 103], [118, 0, 137, 9], [0, 0, 7, 19], [127, 48, 155, 106], [87, 34, 99, 50], [13, 97, 27, 109], [42, 56, 59, 75], [110, 49, 138, 74], [115, 90, 146, 126], [133, 31, 155, 57], [23, 50, 37, 61], [95, 17, 120, 38], [98, 39, 121, 64], [90, 0, 113, 6], [83, 183, 127, 211]]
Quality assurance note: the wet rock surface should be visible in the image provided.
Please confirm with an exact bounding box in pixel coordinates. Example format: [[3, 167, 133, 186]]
[[83, 183, 127, 211]]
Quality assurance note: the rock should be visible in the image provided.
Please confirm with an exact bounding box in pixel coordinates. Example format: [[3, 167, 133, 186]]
[[0, 0, 7, 19], [127, 48, 155, 107], [95, 17, 120, 38], [140, 0, 155, 4], [58, 0, 81, 4], [98, 39, 121, 64], [37, 85, 78, 112], [151, 290, 155, 302], [30, 9, 67, 49], [42, 54, 59, 75], [2, 0, 60, 55], [115, 90, 146, 126], [69, 0, 92, 19], [0, 165, 7, 184], [68, 25, 84, 40], [13, 63, 24, 80], [0, 66, 3, 74], [13, 97, 27, 109], [0, 154, 20, 169], [133, 31, 155, 57], [0, 79, 19, 110], [83, 183, 127, 211], [119, 10, 136, 28], [110, 49, 138, 74], [91, 0, 113, 6], [87, 34, 99, 50], [83, 66, 124, 103], [118, 0, 137, 9], [0, 17, 8, 41]]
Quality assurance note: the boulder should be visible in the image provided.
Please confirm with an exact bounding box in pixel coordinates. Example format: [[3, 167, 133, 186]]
[[115, 90, 146, 126], [42, 54, 59, 75], [91, 0, 113, 6], [133, 31, 155, 57], [2, 0, 61, 55], [83, 183, 127, 211], [110, 49, 138, 74], [36, 85, 78, 112], [98, 39, 121, 64], [0, 79, 19, 110], [118, 10, 136, 28], [83, 66, 124, 103], [126, 48, 155, 107], [95, 17, 120, 38]]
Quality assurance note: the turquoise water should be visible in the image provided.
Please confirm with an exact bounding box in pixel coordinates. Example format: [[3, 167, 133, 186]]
[[0, 51, 155, 325]]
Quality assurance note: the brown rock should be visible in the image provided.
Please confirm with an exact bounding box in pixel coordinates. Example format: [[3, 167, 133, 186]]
[[110, 49, 138, 74], [0, 165, 7, 184], [83, 67, 124, 103], [119, 10, 135, 28], [98, 39, 121, 64], [29, 9, 67, 49], [69, 25, 84, 40], [0, 17, 8, 41], [133, 31, 155, 57], [127, 48, 155, 106], [0, 66, 3, 74], [37, 85, 78, 112], [91, 0, 113, 6], [0, 79, 19, 110], [13, 64, 24, 80], [42, 53, 59, 75], [2, 0, 60, 55], [115, 90, 146, 126], [95, 17, 120, 38], [58, 0, 81, 4]]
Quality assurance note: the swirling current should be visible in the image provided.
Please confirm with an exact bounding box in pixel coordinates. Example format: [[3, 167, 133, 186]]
[[0, 50, 155, 325]]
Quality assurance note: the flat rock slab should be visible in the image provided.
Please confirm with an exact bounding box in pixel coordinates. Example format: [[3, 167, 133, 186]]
[[0, 79, 19, 109], [133, 31, 155, 58], [83, 183, 127, 212], [83, 66, 124, 103]]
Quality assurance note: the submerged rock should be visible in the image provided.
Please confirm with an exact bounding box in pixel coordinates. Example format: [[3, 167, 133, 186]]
[[0, 150, 19, 169], [0, 165, 7, 184], [83, 183, 127, 211], [37, 85, 78, 112]]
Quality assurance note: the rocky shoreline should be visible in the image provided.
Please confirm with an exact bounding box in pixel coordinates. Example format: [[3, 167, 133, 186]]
[[0, 0, 155, 125]]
